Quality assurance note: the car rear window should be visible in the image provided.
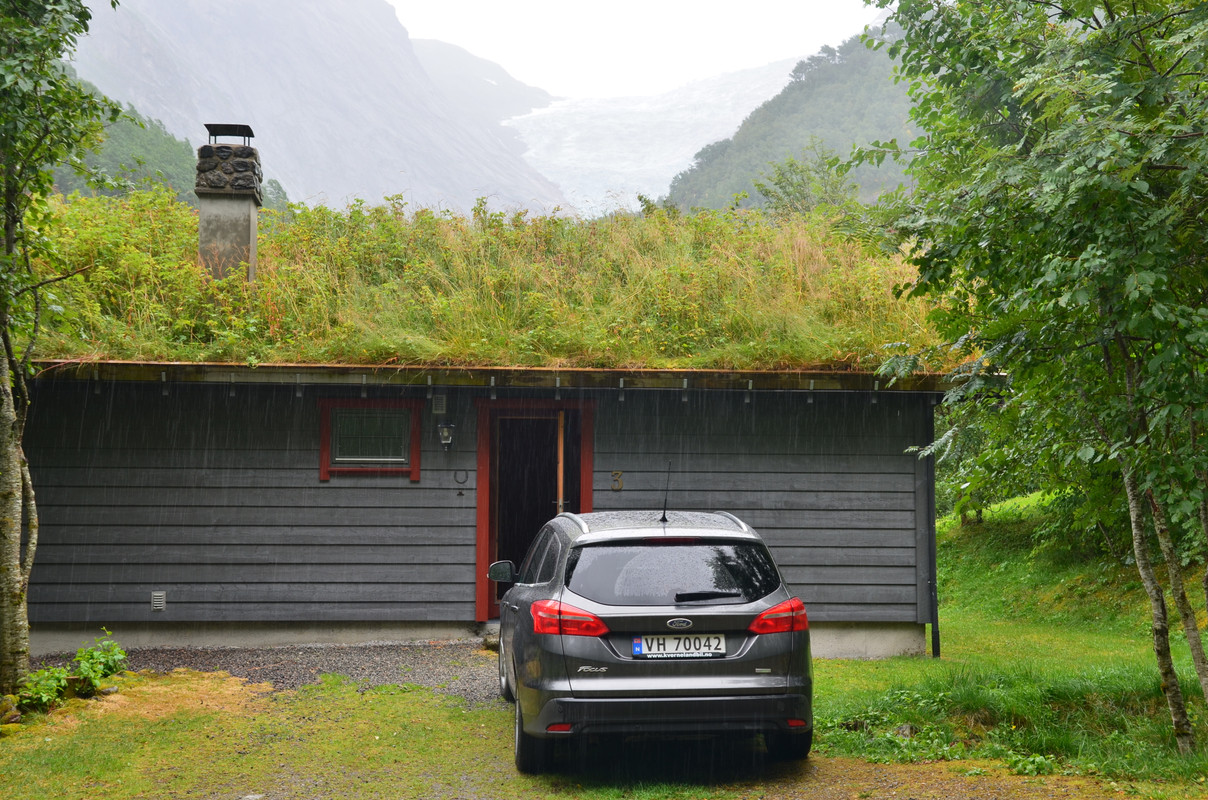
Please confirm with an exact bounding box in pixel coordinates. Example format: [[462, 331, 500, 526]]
[[564, 541, 781, 606]]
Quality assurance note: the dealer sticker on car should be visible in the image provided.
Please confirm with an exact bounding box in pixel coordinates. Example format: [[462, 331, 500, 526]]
[[632, 634, 725, 658]]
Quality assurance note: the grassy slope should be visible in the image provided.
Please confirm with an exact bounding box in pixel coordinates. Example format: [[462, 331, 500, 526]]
[[817, 494, 1208, 793]]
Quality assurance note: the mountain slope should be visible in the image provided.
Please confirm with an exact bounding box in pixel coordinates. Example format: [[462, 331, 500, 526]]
[[666, 30, 914, 209], [70, 0, 565, 211], [504, 60, 799, 216], [53, 95, 198, 204]]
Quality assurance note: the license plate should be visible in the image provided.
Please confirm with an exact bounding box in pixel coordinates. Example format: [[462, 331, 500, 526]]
[[632, 634, 725, 659]]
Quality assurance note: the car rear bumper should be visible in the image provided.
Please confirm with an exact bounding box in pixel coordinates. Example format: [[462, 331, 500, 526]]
[[529, 693, 812, 738]]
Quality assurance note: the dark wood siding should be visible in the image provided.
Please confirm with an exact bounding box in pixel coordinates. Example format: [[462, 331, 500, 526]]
[[590, 390, 935, 623], [27, 379, 936, 628], [27, 382, 477, 624]]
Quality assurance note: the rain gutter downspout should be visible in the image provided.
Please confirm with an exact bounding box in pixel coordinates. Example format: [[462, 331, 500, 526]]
[[928, 408, 941, 658]]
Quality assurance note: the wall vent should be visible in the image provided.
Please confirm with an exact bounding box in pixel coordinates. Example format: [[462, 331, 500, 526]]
[[431, 394, 448, 415], [150, 591, 166, 612]]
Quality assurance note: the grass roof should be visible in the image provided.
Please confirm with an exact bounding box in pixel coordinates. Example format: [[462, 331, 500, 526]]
[[31, 188, 942, 372]]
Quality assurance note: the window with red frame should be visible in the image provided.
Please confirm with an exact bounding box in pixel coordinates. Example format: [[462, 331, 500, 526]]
[[318, 399, 423, 481]]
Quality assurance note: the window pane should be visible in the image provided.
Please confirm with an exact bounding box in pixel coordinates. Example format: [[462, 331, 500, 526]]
[[565, 542, 780, 605], [332, 408, 410, 463]]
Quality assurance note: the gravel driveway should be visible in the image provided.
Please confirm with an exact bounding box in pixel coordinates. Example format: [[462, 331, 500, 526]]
[[36, 638, 503, 705]]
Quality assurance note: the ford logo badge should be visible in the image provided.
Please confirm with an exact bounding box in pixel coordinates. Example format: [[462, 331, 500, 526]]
[[666, 618, 693, 630]]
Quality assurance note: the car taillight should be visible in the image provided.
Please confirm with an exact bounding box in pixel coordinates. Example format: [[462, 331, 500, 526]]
[[531, 599, 610, 637], [748, 597, 808, 635]]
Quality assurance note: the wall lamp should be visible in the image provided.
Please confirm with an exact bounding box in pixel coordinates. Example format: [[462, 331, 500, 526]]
[[437, 421, 456, 452]]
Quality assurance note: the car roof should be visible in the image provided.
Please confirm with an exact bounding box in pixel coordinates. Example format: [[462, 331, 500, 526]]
[[553, 510, 762, 546]]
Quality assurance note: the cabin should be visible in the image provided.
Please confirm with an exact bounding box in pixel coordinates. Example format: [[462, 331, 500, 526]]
[[26, 361, 941, 659], [25, 125, 943, 658]]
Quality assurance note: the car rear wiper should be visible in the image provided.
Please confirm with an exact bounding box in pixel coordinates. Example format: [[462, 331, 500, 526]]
[[674, 590, 743, 602]]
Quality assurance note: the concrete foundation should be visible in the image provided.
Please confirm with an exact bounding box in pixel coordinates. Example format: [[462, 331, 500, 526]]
[[34, 621, 929, 660], [808, 622, 928, 659]]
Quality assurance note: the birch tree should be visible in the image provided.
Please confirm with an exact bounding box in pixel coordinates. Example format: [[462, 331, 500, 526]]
[[872, 0, 1208, 751], [1, 0, 119, 695]]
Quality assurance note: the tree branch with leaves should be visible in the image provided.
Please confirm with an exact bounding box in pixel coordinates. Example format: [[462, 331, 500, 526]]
[[870, 0, 1208, 752], [1, 0, 120, 695]]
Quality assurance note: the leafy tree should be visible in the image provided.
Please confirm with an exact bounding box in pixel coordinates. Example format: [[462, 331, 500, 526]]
[[261, 177, 291, 214], [52, 98, 197, 205], [1, 0, 120, 695], [667, 27, 914, 209], [752, 138, 857, 218], [872, 0, 1208, 752]]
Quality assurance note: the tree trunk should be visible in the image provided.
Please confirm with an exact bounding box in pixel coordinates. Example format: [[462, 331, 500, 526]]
[[1201, 483, 1208, 634], [1147, 490, 1208, 705], [0, 347, 31, 695], [1197, 463, 1208, 637], [1122, 465, 1196, 753]]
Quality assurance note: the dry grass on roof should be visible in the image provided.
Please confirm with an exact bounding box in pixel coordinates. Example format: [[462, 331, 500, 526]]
[[32, 188, 944, 371]]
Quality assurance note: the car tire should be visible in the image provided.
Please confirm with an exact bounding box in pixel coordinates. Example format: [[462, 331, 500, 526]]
[[513, 700, 549, 774], [767, 729, 812, 761], [498, 648, 515, 702]]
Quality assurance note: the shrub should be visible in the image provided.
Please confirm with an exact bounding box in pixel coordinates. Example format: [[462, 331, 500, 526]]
[[72, 628, 127, 694], [18, 668, 69, 712], [16, 629, 127, 713]]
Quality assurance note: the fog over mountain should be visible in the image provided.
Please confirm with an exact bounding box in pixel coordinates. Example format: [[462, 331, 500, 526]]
[[72, 0, 564, 211], [505, 60, 798, 216], [71, 0, 803, 215]]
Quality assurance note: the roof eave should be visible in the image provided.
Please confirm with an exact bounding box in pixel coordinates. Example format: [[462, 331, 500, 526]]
[[31, 359, 950, 394]]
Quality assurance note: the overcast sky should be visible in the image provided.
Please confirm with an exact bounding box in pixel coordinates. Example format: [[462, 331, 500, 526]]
[[384, 0, 882, 98]]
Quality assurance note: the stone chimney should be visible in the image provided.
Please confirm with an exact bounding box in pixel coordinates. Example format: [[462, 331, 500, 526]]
[[195, 123, 262, 281]]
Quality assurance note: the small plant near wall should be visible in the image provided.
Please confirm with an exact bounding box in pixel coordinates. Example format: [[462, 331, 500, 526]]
[[71, 628, 128, 694], [15, 667, 69, 713], [15, 629, 127, 714]]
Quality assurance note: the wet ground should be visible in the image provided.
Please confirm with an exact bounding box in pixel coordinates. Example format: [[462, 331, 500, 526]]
[[34, 640, 1138, 798]]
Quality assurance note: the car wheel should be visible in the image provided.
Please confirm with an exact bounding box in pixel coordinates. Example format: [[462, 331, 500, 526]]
[[513, 700, 549, 774], [498, 647, 515, 702], [767, 729, 812, 761]]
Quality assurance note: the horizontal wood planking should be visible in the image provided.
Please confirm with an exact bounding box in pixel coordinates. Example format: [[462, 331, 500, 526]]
[[593, 392, 928, 435], [597, 453, 916, 474], [34, 544, 474, 565], [758, 528, 915, 546], [770, 546, 916, 567], [27, 381, 936, 628], [40, 506, 478, 527], [30, 563, 474, 585], [31, 582, 470, 604], [28, 526, 473, 547], [791, 584, 917, 604], [37, 486, 482, 509], [781, 566, 916, 585], [590, 397, 926, 623], [28, 381, 483, 625], [29, 602, 477, 623], [800, 604, 919, 623], [31, 466, 478, 490], [594, 470, 915, 492], [29, 448, 480, 472], [591, 489, 914, 512], [588, 504, 917, 531], [594, 434, 921, 457]]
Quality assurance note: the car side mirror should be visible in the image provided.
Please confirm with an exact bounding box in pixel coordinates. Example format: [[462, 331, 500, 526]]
[[488, 560, 516, 583]]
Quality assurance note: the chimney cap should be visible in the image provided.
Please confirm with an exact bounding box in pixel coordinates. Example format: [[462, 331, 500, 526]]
[[205, 123, 255, 144]]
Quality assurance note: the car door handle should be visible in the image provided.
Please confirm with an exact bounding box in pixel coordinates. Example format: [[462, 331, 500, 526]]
[[506, 602, 519, 611]]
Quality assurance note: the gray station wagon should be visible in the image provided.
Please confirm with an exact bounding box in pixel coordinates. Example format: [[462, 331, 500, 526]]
[[488, 509, 813, 773]]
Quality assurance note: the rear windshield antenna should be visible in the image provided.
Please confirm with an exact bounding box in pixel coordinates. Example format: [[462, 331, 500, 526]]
[[660, 460, 671, 524]]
